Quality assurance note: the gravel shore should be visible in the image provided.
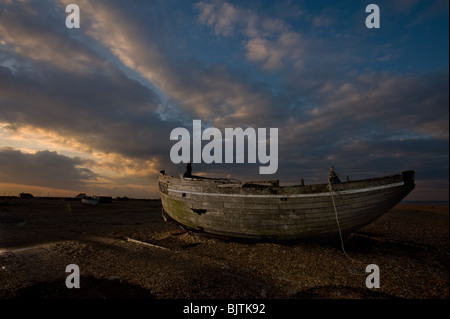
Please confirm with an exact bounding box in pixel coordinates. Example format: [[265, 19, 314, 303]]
[[0, 198, 448, 299]]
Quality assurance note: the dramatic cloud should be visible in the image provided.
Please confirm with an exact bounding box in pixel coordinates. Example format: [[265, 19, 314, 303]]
[[283, 71, 449, 143], [245, 32, 303, 70], [197, 0, 304, 70], [0, 0, 448, 200], [61, 0, 277, 126], [0, 147, 96, 190]]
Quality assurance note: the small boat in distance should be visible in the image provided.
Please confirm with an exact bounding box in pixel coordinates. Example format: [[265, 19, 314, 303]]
[[80, 195, 112, 205], [159, 165, 415, 241], [81, 196, 99, 205]]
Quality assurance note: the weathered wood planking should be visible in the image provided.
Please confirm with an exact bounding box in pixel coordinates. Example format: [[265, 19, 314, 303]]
[[159, 170, 415, 240]]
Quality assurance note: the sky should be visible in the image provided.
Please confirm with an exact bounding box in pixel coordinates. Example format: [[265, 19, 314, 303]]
[[0, 0, 448, 200]]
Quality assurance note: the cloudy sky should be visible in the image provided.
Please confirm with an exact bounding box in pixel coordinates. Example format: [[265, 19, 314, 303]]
[[0, 0, 448, 200]]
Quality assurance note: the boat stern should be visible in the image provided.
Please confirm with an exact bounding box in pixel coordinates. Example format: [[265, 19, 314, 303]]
[[402, 170, 415, 190]]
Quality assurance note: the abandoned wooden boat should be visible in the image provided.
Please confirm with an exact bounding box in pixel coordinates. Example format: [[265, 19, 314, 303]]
[[158, 166, 415, 240]]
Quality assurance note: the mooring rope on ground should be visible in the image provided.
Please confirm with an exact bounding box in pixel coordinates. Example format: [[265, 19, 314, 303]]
[[327, 180, 366, 276], [327, 179, 426, 276]]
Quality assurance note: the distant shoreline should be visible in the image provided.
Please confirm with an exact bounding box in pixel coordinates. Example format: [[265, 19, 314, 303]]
[[1, 196, 448, 205], [0, 196, 160, 201]]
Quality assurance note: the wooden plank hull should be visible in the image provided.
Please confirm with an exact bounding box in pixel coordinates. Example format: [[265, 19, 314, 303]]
[[158, 170, 415, 240]]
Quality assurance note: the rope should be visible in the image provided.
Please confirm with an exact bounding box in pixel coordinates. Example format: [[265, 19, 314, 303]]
[[328, 180, 366, 275], [327, 179, 425, 276]]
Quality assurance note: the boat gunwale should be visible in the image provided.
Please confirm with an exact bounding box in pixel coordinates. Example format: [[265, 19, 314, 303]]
[[159, 171, 414, 196]]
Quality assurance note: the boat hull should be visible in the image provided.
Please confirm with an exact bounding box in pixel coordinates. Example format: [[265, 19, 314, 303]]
[[158, 171, 415, 240]]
